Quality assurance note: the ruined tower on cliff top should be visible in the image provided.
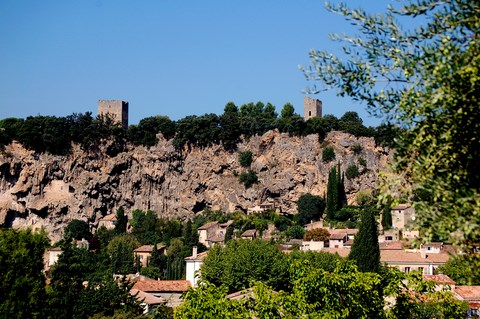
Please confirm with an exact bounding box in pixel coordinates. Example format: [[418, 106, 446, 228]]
[[98, 100, 129, 129], [303, 97, 322, 120]]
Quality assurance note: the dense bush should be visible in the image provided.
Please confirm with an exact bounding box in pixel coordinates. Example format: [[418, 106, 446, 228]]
[[322, 146, 335, 162], [352, 143, 363, 154], [345, 164, 360, 180], [297, 193, 326, 225], [1, 104, 394, 153], [238, 150, 253, 167], [239, 170, 258, 188]]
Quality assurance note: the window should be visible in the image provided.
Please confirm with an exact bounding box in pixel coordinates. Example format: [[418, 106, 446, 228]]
[[386, 236, 393, 241], [404, 267, 410, 273], [418, 267, 424, 274], [309, 111, 312, 116]]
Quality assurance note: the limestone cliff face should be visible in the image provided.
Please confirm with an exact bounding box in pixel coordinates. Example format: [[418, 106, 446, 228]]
[[0, 130, 391, 241]]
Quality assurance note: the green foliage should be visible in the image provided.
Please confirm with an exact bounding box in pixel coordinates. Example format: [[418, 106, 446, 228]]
[[304, 228, 330, 242], [338, 111, 374, 137], [175, 282, 248, 318], [438, 254, 480, 285], [358, 157, 367, 167], [333, 206, 359, 223], [349, 208, 380, 273], [381, 205, 393, 230], [114, 206, 127, 235], [201, 240, 289, 292], [238, 150, 253, 167], [238, 170, 258, 188], [356, 189, 373, 207], [326, 163, 346, 220], [285, 225, 305, 240], [321, 145, 335, 162], [345, 163, 360, 180], [374, 123, 403, 148], [296, 193, 325, 225], [352, 143, 363, 155], [127, 115, 175, 147], [107, 234, 140, 275], [303, 0, 480, 270], [131, 210, 161, 245], [0, 228, 49, 319], [65, 219, 92, 240]]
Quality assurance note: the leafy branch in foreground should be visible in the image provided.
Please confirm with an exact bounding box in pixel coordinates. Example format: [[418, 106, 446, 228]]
[[302, 0, 480, 254]]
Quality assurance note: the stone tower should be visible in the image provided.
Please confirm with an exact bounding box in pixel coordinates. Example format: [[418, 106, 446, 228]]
[[303, 97, 322, 120], [98, 100, 129, 129]]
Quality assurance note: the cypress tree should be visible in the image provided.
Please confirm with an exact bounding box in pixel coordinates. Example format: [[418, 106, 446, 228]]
[[326, 166, 338, 220], [348, 207, 380, 272], [114, 206, 127, 235], [381, 206, 393, 230]]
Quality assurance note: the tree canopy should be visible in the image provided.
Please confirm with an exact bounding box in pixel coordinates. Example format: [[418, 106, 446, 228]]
[[303, 1, 480, 255]]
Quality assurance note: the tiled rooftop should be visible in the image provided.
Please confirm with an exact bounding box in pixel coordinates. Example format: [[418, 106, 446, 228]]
[[133, 280, 191, 293]]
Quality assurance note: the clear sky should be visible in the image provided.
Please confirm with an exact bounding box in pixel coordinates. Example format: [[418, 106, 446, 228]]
[[0, 1, 395, 127]]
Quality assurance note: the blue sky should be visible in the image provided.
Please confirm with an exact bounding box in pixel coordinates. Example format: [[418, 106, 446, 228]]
[[0, 1, 395, 127]]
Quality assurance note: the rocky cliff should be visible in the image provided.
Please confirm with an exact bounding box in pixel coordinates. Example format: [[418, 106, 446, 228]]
[[0, 130, 391, 241]]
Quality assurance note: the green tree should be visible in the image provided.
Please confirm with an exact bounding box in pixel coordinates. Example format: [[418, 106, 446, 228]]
[[438, 254, 480, 285], [201, 240, 289, 292], [238, 170, 258, 188], [107, 234, 140, 275], [65, 219, 92, 240], [296, 193, 325, 225], [285, 225, 305, 240], [302, 0, 480, 265], [238, 150, 253, 167], [114, 206, 127, 235], [0, 229, 49, 319], [321, 145, 335, 162], [326, 164, 346, 220], [219, 102, 241, 151], [349, 208, 380, 273], [381, 205, 393, 230]]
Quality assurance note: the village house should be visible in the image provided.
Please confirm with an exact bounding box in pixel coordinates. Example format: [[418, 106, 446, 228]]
[[185, 246, 208, 287], [454, 286, 480, 316], [130, 289, 165, 314], [380, 249, 450, 275], [134, 244, 166, 268], [247, 202, 275, 215], [132, 280, 191, 308], [98, 213, 117, 230], [240, 229, 257, 240], [197, 220, 233, 248], [304, 220, 324, 232]]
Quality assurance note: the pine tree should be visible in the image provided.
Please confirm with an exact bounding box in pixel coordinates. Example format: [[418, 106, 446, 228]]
[[348, 207, 380, 273]]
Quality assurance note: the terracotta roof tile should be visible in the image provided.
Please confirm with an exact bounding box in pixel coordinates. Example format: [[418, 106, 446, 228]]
[[198, 221, 218, 230], [131, 289, 166, 305], [184, 251, 209, 261], [134, 244, 165, 253], [380, 250, 450, 264], [207, 234, 225, 242], [423, 274, 456, 285], [133, 280, 191, 293], [241, 229, 257, 237], [379, 241, 404, 250], [455, 286, 480, 301]]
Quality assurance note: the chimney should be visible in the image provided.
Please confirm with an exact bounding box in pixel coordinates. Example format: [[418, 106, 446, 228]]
[[192, 246, 197, 258], [420, 249, 427, 259]]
